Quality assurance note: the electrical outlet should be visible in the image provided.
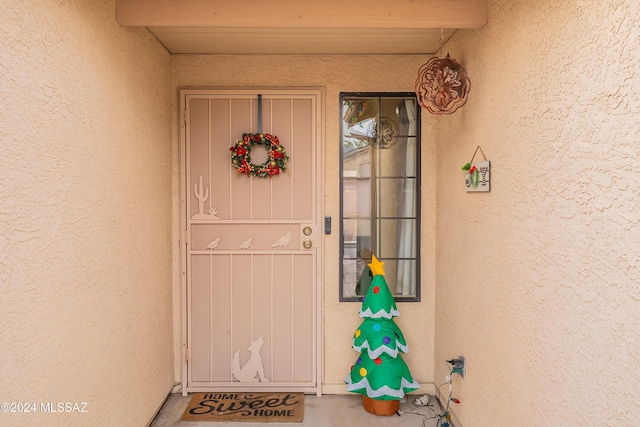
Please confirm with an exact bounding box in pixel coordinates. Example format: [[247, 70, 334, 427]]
[[454, 356, 466, 378], [448, 355, 466, 378]]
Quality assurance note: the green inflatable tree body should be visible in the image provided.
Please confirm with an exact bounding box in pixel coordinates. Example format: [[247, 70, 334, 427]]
[[345, 256, 419, 400]]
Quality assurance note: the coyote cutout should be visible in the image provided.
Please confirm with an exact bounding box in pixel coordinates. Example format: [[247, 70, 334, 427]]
[[231, 336, 269, 383]]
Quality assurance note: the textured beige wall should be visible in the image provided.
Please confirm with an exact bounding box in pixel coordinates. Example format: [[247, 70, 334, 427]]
[[433, 0, 640, 425], [0, 1, 174, 426], [171, 55, 437, 392]]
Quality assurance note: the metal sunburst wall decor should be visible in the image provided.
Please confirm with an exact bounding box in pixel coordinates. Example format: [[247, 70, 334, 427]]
[[415, 53, 471, 115]]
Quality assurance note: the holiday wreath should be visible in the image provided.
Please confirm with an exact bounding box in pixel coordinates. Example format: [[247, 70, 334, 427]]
[[230, 133, 289, 178]]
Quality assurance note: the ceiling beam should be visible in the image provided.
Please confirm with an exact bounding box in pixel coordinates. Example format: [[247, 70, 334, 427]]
[[116, 0, 487, 29], [147, 27, 457, 54]]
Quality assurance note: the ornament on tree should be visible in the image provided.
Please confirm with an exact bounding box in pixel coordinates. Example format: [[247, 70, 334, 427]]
[[345, 255, 419, 415]]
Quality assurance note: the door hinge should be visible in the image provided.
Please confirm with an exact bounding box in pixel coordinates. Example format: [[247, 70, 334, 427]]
[[185, 347, 190, 362], [184, 109, 188, 125]]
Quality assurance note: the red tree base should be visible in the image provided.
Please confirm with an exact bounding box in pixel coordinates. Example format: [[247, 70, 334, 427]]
[[362, 395, 400, 416]]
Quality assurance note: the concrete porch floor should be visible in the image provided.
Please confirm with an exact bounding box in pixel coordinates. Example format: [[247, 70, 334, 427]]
[[150, 393, 445, 427]]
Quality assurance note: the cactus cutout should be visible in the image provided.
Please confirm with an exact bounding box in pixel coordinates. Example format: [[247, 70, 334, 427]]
[[191, 176, 220, 220]]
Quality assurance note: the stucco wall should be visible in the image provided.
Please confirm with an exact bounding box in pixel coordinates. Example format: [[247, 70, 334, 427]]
[[171, 55, 437, 393], [433, 0, 640, 425], [0, 1, 174, 426]]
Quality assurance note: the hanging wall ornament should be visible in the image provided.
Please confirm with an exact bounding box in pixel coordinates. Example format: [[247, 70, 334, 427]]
[[461, 146, 491, 192], [415, 53, 471, 115], [415, 30, 471, 115]]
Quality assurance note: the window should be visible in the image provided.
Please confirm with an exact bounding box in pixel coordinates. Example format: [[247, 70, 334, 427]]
[[339, 93, 421, 302]]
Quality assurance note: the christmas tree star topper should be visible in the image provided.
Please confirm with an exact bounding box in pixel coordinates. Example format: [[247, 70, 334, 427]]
[[368, 255, 385, 277]]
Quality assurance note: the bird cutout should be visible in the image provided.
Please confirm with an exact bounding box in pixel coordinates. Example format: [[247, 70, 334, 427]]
[[271, 230, 293, 249], [207, 237, 221, 250], [207, 207, 220, 219], [231, 337, 269, 383], [239, 237, 254, 250]]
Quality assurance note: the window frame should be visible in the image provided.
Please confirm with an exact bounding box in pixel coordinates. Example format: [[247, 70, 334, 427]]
[[338, 92, 421, 302]]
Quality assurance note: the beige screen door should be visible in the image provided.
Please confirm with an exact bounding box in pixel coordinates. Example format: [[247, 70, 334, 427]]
[[180, 89, 323, 395]]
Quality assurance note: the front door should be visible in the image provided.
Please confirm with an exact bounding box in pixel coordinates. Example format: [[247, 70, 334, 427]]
[[180, 89, 323, 394]]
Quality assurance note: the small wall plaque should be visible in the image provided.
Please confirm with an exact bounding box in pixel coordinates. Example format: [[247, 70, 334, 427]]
[[463, 146, 491, 192]]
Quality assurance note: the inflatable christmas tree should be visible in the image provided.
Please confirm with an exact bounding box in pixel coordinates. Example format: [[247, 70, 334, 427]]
[[345, 255, 419, 415]]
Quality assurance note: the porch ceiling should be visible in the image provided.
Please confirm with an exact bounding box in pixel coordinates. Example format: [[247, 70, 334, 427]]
[[116, 0, 487, 55]]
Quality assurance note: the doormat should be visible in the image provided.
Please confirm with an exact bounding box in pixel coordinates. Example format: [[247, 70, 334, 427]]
[[181, 392, 304, 423]]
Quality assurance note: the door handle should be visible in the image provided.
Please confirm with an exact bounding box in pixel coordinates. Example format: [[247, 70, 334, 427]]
[[303, 240, 313, 249]]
